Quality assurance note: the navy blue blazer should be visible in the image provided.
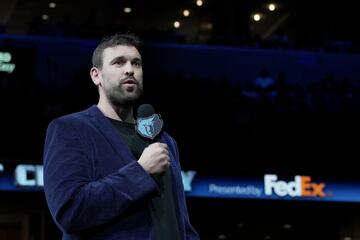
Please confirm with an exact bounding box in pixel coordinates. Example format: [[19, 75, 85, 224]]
[[43, 105, 199, 240]]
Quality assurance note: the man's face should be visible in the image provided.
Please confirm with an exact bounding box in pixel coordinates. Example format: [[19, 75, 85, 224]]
[[98, 45, 143, 106]]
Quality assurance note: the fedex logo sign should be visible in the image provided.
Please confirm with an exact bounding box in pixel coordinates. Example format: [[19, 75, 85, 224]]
[[264, 174, 326, 197]]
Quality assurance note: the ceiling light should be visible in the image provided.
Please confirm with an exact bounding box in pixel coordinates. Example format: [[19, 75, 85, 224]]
[[283, 223, 292, 229], [49, 2, 56, 8], [236, 222, 244, 228], [268, 4, 276, 11], [253, 14, 261, 21], [183, 9, 190, 17], [173, 21, 180, 28], [218, 234, 226, 239], [124, 7, 132, 13]]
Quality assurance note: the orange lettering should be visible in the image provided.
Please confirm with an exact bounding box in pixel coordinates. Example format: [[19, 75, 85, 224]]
[[312, 183, 326, 197], [301, 176, 312, 196]]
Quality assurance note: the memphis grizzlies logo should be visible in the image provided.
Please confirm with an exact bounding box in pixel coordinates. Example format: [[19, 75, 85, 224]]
[[136, 114, 164, 140]]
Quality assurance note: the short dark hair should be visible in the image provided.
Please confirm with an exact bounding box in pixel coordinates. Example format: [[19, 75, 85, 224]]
[[91, 33, 143, 69]]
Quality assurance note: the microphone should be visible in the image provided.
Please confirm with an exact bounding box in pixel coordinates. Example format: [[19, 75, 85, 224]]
[[135, 104, 164, 142]]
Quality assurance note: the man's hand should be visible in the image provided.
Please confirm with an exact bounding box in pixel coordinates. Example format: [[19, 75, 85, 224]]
[[138, 143, 170, 174]]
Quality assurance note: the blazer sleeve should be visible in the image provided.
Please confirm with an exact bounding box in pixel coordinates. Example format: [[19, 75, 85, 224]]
[[43, 118, 158, 234]]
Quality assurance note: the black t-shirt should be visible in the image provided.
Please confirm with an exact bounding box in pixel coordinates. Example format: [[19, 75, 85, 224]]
[[109, 118, 180, 240]]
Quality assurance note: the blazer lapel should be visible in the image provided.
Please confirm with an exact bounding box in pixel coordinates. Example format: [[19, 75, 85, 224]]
[[85, 105, 136, 164]]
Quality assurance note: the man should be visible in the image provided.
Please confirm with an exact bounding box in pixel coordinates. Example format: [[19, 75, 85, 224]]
[[43, 33, 199, 240]]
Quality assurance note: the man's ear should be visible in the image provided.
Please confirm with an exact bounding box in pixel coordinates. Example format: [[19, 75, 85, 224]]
[[90, 67, 101, 86]]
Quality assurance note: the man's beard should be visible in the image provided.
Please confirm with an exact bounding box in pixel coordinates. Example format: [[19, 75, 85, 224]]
[[107, 85, 143, 108]]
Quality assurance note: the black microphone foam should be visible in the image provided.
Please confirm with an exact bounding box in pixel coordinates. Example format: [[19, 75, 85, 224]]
[[137, 103, 155, 118]]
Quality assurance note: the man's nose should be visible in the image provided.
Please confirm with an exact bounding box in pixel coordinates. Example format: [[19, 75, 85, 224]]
[[124, 62, 134, 75]]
